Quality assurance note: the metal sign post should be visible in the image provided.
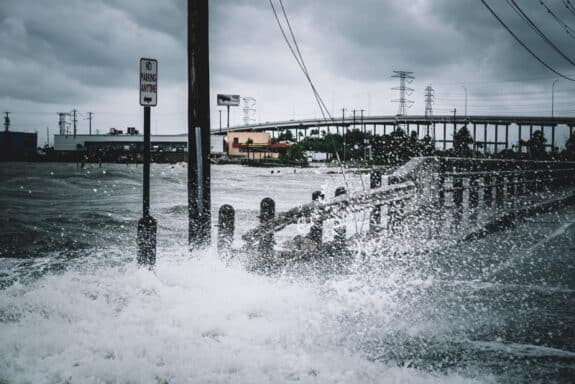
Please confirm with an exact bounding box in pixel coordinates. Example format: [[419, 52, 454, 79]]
[[137, 58, 158, 266]]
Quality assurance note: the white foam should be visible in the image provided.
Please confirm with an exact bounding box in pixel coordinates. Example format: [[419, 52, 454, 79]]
[[0, 247, 486, 384]]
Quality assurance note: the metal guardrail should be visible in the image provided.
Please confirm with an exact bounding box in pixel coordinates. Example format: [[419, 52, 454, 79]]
[[216, 157, 575, 262]]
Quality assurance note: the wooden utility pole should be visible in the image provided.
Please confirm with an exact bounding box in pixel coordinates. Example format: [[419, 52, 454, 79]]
[[188, 0, 211, 247], [72, 109, 78, 138], [87, 112, 93, 135]]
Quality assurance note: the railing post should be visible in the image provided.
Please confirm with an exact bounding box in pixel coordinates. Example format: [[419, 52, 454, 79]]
[[258, 197, 275, 259], [370, 170, 382, 232], [507, 173, 515, 198], [309, 190, 324, 246], [438, 173, 445, 210], [484, 175, 493, 207], [469, 176, 479, 225], [495, 174, 505, 208], [334, 187, 346, 250], [453, 177, 463, 228], [516, 171, 524, 195], [217, 204, 235, 253]]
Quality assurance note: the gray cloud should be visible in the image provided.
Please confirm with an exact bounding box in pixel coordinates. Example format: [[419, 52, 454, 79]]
[[1, 0, 574, 137]]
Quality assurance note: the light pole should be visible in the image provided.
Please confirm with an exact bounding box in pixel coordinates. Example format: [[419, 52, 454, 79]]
[[552, 79, 559, 119], [461, 85, 467, 117]]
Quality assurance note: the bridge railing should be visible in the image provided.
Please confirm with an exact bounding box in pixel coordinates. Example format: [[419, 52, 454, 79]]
[[216, 157, 575, 263], [433, 158, 575, 231]]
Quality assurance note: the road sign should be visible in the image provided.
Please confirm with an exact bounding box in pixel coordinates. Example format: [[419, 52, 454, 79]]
[[217, 94, 240, 106], [140, 58, 158, 107]]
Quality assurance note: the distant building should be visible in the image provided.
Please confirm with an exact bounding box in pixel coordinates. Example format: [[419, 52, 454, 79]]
[[0, 131, 37, 161], [52, 131, 226, 163], [224, 131, 284, 160]]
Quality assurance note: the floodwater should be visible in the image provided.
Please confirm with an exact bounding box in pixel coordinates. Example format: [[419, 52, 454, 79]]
[[0, 162, 573, 383]]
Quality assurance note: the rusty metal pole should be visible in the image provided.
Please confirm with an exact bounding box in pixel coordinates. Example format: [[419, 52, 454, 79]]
[[188, 0, 211, 248]]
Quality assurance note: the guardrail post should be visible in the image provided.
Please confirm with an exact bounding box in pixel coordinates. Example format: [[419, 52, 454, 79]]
[[258, 197, 275, 259], [453, 177, 463, 228], [484, 175, 493, 207], [469, 176, 479, 225], [507, 173, 515, 198], [370, 170, 382, 232], [516, 171, 524, 195], [495, 174, 505, 208], [217, 204, 235, 253], [334, 187, 346, 250], [309, 190, 324, 246], [438, 173, 445, 210]]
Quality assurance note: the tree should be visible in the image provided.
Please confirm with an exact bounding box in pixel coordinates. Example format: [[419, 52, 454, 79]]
[[525, 130, 547, 160], [453, 126, 473, 157]]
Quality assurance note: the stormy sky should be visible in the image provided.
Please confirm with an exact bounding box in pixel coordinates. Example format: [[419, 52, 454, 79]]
[[1, 0, 575, 145]]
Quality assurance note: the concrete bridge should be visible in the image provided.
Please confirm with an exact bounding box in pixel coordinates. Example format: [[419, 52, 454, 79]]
[[213, 115, 575, 153]]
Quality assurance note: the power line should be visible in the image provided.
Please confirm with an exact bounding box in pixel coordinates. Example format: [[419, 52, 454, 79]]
[[561, 0, 575, 20], [539, 0, 575, 39], [480, 0, 575, 81], [269, 0, 365, 231], [506, 0, 575, 66]]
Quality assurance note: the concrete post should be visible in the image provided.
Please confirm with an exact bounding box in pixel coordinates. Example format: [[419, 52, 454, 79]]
[[334, 187, 346, 250], [258, 198, 275, 259], [370, 170, 382, 232], [217, 204, 235, 253], [309, 191, 324, 246]]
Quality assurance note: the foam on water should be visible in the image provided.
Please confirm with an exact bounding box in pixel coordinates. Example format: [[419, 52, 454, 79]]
[[0, 246, 487, 384]]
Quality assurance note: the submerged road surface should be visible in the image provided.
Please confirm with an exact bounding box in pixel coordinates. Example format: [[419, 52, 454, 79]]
[[0, 162, 573, 383]]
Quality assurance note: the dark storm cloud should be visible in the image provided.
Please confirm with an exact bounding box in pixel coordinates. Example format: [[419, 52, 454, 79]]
[[0, 0, 185, 103], [1, 0, 574, 108]]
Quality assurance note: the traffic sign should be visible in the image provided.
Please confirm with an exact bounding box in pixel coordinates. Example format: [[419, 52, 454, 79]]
[[140, 58, 158, 107]]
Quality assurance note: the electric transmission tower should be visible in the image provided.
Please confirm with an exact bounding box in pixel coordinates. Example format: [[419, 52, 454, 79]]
[[391, 71, 414, 116], [424, 85, 435, 118], [242, 97, 256, 125]]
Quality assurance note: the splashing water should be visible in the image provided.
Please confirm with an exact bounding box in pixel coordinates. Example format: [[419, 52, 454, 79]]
[[0, 162, 573, 383]]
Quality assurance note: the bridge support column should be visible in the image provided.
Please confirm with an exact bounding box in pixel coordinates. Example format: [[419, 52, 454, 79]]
[[472, 123, 477, 154], [494, 124, 499, 155]]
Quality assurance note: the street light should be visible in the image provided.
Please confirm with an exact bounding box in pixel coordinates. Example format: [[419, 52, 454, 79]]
[[552, 79, 559, 119], [461, 85, 468, 117]]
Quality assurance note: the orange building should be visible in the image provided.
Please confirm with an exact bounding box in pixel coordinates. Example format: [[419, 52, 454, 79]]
[[225, 131, 281, 160]]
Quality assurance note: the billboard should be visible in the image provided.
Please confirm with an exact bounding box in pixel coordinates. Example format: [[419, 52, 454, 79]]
[[217, 94, 240, 106]]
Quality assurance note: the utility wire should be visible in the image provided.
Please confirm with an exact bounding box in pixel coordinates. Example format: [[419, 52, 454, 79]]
[[562, 0, 575, 18], [480, 0, 575, 81], [538, 0, 575, 39], [270, 0, 368, 233], [506, 0, 575, 65]]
